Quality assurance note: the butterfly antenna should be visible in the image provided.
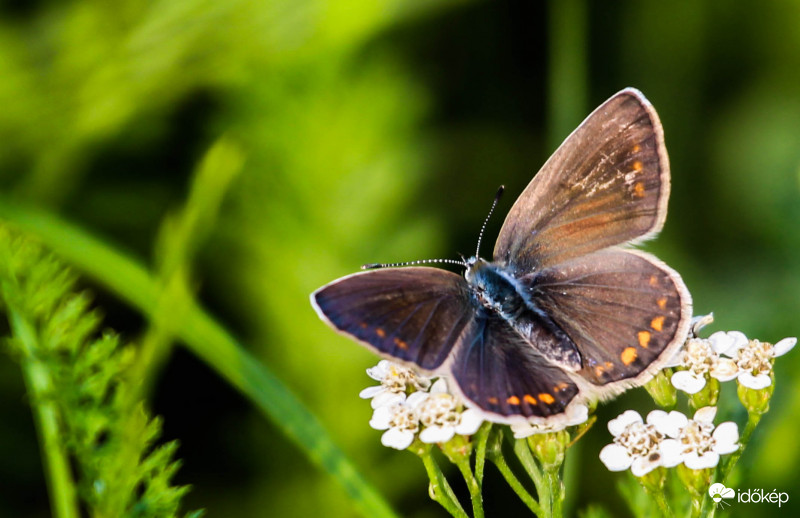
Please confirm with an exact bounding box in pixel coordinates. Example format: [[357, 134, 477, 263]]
[[475, 185, 504, 258], [362, 258, 467, 270]]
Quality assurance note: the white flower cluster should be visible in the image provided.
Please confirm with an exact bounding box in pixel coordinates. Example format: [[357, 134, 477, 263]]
[[668, 327, 796, 394], [599, 407, 739, 476], [361, 360, 484, 450]]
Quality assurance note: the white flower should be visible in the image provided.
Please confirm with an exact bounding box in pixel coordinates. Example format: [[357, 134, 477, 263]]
[[417, 379, 483, 443], [669, 337, 739, 394], [510, 403, 589, 438], [359, 360, 431, 408], [719, 335, 796, 390], [599, 410, 679, 477], [369, 391, 429, 450], [659, 406, 739, 470]]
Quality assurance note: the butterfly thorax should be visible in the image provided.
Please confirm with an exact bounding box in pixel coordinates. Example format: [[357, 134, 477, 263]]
[[465, 257, 529, 320], [466, 257, 584, 372]]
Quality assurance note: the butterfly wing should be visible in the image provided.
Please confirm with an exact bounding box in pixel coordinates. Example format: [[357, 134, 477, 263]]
[[448, 312, 580, 422], [527, 249, 691, 391], [311, 267, 474, 371], [493, 88, 670, 271]]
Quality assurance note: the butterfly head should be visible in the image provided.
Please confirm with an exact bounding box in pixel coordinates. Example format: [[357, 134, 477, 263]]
[[464, 255, 486, 283]]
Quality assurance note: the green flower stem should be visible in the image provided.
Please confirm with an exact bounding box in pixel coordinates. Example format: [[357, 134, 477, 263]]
[[8, 308, 80, 518], [488, 450, 542, 515], [638, 468, 673, 518], [473, 423, 492, 488], [454, 457, 484, 518], [418, 449, 468, 518], [653, 490, 674, 518], [0, 198, 400, 518], [543, 468, 564, 518], [513, 437, 549, 513], [675, 466, 711, 518]]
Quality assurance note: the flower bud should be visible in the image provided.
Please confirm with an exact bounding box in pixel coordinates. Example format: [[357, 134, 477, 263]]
[[737, 372, 774, 415]]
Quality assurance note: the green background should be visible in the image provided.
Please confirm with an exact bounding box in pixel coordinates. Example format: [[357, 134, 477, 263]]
[[0, 0, 799, 516]]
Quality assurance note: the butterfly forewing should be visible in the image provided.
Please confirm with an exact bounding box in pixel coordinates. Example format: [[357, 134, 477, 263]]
[[493, 88, 670, 272], [527, 249, 691, 387], [449, 314, 580, 420], [312, 267, 474, 370]]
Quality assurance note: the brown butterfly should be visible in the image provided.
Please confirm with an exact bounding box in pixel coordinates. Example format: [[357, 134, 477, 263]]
[[312, 88, 692, 425]]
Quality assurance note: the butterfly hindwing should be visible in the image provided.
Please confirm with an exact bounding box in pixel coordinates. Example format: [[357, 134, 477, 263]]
[[311, 267, 474, 370], [449, 312, 580, 421], [493, 88, 669, 272], [527, 249, 691, 389]]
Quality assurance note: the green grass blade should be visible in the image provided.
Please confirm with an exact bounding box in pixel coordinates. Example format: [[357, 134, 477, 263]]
[[0, 198, 399, 518]]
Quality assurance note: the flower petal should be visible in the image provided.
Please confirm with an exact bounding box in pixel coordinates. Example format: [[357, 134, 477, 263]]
[[693, 406, 717, 423], [664, 348, 684, 368], [684, 451, 720, 470], [381, 428, 415, 450], [419, 425, 455, 444], [631, 454, 661, 477], [648, 410, 687, 438], [773, 337, 797, 357], [511, 422, 546, 438], [599, 444, 633, 472], [455, 409, 483, 436], [710, 358, 740, 382], [738, 372, 772, 390], [659, 439, 683, 467], [406, 391, 430, 408], [710, 331, 748, 356], [690, 313, 715, 336], [430, 378, 449, 394], [565, 404, 590, 426], [671, 371, 706, 394], [359, 386, 385, 399], [712, 422, 740, 454], [369, 406, 393, 430], [608, 410, 642, 437], [372, 391, 405, 409], [366, 360, 391, 381]]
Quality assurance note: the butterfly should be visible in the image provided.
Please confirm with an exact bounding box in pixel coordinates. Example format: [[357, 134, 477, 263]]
[[311, 88, 692, 425]]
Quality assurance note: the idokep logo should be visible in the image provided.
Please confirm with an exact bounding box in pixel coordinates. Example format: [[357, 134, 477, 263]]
[[738, 488, 790, 507], [708, 483, 790, 509], [709, 483, 735, 508]]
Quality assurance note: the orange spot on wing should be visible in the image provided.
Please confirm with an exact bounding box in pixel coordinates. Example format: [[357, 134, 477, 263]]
[[393, 337, 408, 350], [375, 328, 386, 338], [594, 365, 605, 377], [488, 397, 499, 405], [507, 395, 520, 405], [539, 393, 555, 404], [621, 346, 638, 365], [523, 394, 537, 405], [657, 297, 667, 309], [633, 181, 646, 197], [555, 382, 569, 392], [633, 161, 643, 171], [650, 316, 665, 332], [638, 331, 651, 348], [359, 322, 368, 329], [649, 275, 659, 286], [632, 144, 641, 153]]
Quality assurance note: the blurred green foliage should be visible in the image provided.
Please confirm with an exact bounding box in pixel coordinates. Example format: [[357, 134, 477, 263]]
[[1, 0, 799, 517]]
